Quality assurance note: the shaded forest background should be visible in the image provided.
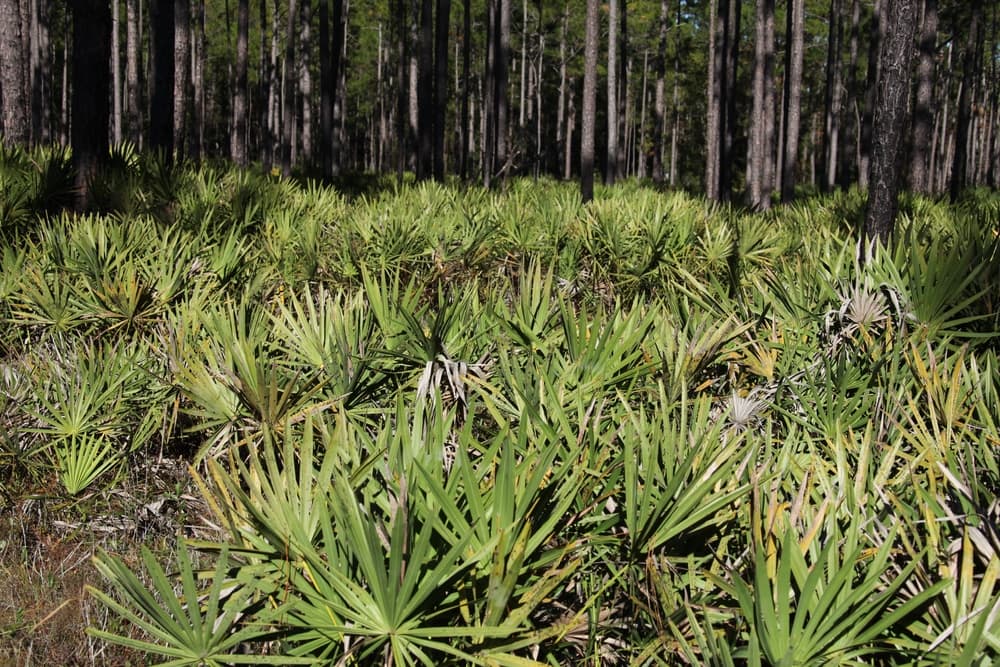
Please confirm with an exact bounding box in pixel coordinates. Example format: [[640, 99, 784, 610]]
[[0, 0, 998, 207]]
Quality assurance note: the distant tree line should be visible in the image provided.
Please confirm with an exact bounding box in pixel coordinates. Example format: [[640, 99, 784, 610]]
[[0, 1, 997, 227]]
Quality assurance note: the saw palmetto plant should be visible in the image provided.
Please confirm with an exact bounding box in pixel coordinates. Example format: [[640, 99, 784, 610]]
[[1, 156, 998, 664]]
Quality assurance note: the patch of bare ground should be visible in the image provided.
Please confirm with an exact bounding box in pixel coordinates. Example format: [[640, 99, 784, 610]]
[[0, 455, 218, 666]]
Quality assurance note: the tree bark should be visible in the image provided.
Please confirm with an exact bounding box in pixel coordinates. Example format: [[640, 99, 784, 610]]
[[859, 0, 881, 189], [720, 0, 740, 202], [607, 0, 619, 185], [781, 0, 804, 202], [617, 0, 628, 179], [863, 0, 917, 246], [651, 0, 667, 184], [280, 0, 298, 176], [30, 0, 51, 145], [126, 0, 141, 145], [908, 0, 935, 193], [70, 0, 110, 209], [190, 0, 204, 160], [149, 0, 174, 157], [433, 0, 450, 181], [416, 0, 432, 179], [821, 0, 842, 192], [299, 0, 312, 166], [750, 0, 776, 209], [557, 3, 568, 179], [173, 0, 189, 162], [581, 0, 598, 203], [232, 0, 249, 166], [705, 0, 721, 199], [1, 0, 28, 146], [395, 0, 405, 182], [950, 3, 982, 202], [496, 0, 510, 184], [111, 0, 122, 145], [460, 0, 470, 179]]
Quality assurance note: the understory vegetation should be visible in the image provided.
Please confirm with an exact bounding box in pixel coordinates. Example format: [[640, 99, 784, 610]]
[[2, 146, 1000, 665]]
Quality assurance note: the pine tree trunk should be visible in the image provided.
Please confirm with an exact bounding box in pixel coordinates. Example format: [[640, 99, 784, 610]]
[[781, 0, 804, 202], [395, 0, 405, 182], [298, 0, 312, 166], [30, 0, 50, 145], [433, 0, 450, 181], [232, 0, 248, 165], [70, 0, 110, 209], [126, 0, 141, 145], [112, 0, 122, 145], [651, 0, 666, 184], [617, 0, 628, 179], [460, 0, 470, 179], [950, 3, 982, 202], [821, 0, 842, 192], [719, 0, 740, 202], [149, 0, 174, 157], [173, 0, 189, 162], [190, 1, 204, 160], [607, 0, 619, 185], [909, 0, 935, 192], [580, 0, 598, 203], [838, 0, 860, 188], [280, 0, 297, 176], [863, 0, 916, 246], [705, 0, 720, 199], [416, 0, 432, 180], [496, 0, 510, 184], [859, 0, 881, 189], [1, 0, 28, 146], [557, 4, 567, 179], [749, 0, 771, 209]]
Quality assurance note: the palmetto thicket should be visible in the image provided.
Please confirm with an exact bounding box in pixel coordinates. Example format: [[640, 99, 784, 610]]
[[1, 148, 1000, 664]]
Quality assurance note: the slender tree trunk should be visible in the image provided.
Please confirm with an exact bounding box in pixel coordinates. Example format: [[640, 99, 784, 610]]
[[750, 0, 775, 209], [496, 0, 510, 184], [581, 0, 598, 203], [705, 0, 720, 199], [319, 0, 330, 174], [190, 0, 204, 160], [864, 0, 916, 246], [60, 12, 68, 145], [617, 0, 628, 179], [126, 0, 141, 145], [518, 0, 526, 128], [416, 0, 432, 179], [781, 0, 804, 202], [1, 0, 28, 146], [299, 0, 312, 166], [173, 0, 189, 162], [70, 0, 111, 209], [638, 49, 648, 178], [607, 0, 619, 185], [909, 0, 936, 193], [111, 0, 122, 145], [395, 0, 405, 182], [651, 0, 667, 184], [669, 0, 681, 187], [280, 0, 298, 176], [232, 0, 249, 166], [30, 0, 51, 145], [719, 0, 740, 202], [433, 0, 451, 181], [950, 3, 982, 202], [460, 0, 470, 179], [838, 0, 860, 189], [557, 4, 568, 179], [564, 84, 574, 180], [483, 0, 495, 187], [859, 0, 881, 189], [259, 0, 270, 166], [149, 0, 174, 157], [821, 0, 842, 192]]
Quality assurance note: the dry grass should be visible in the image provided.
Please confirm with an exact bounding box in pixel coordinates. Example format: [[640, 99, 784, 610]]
[[0, 457, 212, 667]]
